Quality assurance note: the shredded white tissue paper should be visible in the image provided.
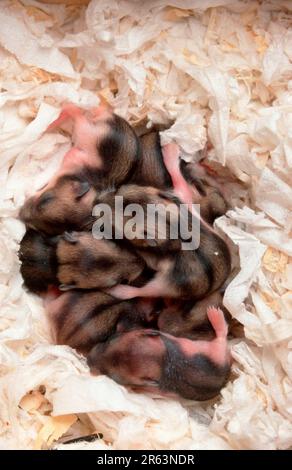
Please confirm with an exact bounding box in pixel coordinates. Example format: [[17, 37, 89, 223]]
[[0, 0, 291, 450]]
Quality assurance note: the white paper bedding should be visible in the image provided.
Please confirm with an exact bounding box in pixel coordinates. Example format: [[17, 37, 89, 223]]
[[0, 0, 291, 450]]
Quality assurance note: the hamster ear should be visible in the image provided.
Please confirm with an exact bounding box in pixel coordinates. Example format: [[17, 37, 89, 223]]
[[63, 231, 79, 244], [147, 239, 158, 247], [47, 235, 61, 246], [73, 180, 91, 199]]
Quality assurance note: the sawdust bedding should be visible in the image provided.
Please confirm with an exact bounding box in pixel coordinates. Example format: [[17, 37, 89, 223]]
[[0, 0, 291, 450]]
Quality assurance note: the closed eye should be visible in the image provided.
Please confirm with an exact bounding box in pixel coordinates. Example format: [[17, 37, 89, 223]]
[[37, 192, 54, 209], [73, 180, 91, 200]]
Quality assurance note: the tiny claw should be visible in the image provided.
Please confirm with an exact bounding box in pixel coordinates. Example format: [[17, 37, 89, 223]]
[[59, 284, 76, 291], [143, 380, 159, 387], [143, 330, 160, 337]]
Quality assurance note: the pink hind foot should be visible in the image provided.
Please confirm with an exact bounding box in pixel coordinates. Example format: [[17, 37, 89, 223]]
[[48, 103, 110, 131], [47, 103, 83, 131], [206, 306, 228, 339], [204, 306, 231, 366]]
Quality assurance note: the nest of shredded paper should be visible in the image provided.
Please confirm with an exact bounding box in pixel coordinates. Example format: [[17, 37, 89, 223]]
[[0, 0, 291, 450]]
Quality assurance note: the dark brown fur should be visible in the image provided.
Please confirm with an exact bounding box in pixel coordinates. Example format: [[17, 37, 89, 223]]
[[19, 110, 141, 236], [97, 184, 231, 300], [157, 291, 227, 340], [57, 231, 146, 290], [19, 229, 146, 293], [130, 132, 173, 189], [180, 160, 229, 223], [47, 291, 133, 354], [19, 175, 97, 236], [47, 291, 159, 355], [19, 229, 58, 293], [94, 184, 184, 253], [88, 307, 231, 401], [131, 132, 228, 223]]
